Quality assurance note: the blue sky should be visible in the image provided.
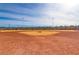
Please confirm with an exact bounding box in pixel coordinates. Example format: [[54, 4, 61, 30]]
[[0, 3, 79, 27]]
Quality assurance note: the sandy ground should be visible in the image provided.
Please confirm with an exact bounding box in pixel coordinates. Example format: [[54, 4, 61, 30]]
[[0, 30, 79, 55]]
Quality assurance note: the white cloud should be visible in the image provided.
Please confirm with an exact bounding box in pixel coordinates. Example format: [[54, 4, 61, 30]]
[[40, 3, 79, 26]]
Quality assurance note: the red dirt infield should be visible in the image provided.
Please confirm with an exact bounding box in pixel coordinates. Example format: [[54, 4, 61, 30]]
[[0, 30, 79, 55]]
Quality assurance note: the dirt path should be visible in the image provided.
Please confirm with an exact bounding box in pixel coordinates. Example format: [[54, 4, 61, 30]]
[[0, 31, 79, 55]]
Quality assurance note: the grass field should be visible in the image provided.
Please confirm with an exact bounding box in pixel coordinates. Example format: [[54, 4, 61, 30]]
[[0, 30, 79, 54]]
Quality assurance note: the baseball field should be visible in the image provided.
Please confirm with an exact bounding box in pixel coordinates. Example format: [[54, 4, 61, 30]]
[[0, 30, 79, 55]]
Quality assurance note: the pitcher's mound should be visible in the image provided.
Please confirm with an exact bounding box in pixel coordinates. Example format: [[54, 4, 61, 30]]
[[19, 30, 59, 36]]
